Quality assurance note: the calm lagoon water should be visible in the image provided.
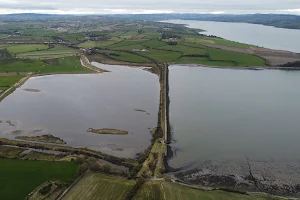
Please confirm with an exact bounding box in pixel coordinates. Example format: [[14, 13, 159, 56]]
[[0, 63, 160, 158], [163, 20, 300, 53], [169, 65, 300, 168]]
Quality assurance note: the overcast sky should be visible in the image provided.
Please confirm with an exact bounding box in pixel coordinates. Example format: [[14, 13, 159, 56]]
[[0, 0, 299, 15]]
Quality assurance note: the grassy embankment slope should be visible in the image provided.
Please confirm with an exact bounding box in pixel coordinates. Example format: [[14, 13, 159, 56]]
[[0, 158, 77, 200]]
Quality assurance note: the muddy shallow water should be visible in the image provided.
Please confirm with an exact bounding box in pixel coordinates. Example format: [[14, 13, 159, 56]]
[[0, 63, 159, 158], [168, 65, 300, 195]]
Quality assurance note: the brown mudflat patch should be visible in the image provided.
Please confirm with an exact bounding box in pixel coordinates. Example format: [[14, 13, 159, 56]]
[[176, 159, 300, 196], [251, 47, 300, 66], [22, 88, 41, 92], [87, 128, 128, 135], [16, 134, 66, 144], [134, 109, 151, 115], [11, 130, 23, 134]]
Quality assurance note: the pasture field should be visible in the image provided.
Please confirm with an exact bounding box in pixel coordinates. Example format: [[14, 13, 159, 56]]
[[141, 40, 167, 48], [3, 44, 49, 54], [99, 50, 152, 63], [0, 56, 92, 74], [78, 39, 121, 48], [135, 31, 161, 39], [159, 44, 207, 56], [0, 35, 54, 42], [163, 182, 282, 200], [17, 45, 78, 59], [40, 56, 93, 74], [139, 49, 182, 62], [0, 158, 78, 200], [0, 75, 24, 92], [133, 181, 164, 200], [207, 47, 266, 66], [111, 43, 146, 51], [63, 173, 135, 200], [175, 56, 235, 66], [0, 59, 45, 73], [119, 31, 139, 39], [107, 40, 146, 48], [59, 33, 86, 44]]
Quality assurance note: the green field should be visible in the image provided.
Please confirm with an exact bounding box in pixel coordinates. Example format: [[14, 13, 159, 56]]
[[112, 44, 146, 51], [139, 49, 182, 62], [163, 182, 281, 200], [142, 40, 167, 48], [175, 56, 235, 66], [133, 181, 164, 200], [0, 158, 78, 200], [59, 33, 86, 44], [0, 59, 45, 73], [39, 56, 93, 74], [63, 173, 135, 200], [107, 40, 146, 48], [2, 44, 49, 54], [17, 46, 78, 59], [159, 44, 207, 56], [0, 56, 92, 74], [78, 39, 121, 48], [207, 47, 266, 66], [99, 50, 152, 63], [0, 75, 24, 92]]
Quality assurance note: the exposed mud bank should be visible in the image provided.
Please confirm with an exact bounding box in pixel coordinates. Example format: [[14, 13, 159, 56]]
[[174, 159, 300, 197]]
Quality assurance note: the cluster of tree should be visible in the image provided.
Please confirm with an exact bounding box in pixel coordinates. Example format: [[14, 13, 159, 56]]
[[138, 29, 145, 34], [167, 41, 178, 45], [161, 32, 182, 40], [75, 156, 129, 177], [0, 49, 12, 60], [39, 183, 52, 195]]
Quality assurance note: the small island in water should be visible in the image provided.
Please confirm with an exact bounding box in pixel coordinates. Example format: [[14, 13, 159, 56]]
[[87, 128, 128, 135], [16, 134, 66, 144]]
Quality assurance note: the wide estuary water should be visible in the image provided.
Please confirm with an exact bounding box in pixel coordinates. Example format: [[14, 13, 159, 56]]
[[163, 20, 300, 53], [168, 65, 300, 194], [0, 63, 159, 158]]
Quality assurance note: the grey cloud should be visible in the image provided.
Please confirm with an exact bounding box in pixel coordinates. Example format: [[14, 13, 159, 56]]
[[0, 0, 299, 14]]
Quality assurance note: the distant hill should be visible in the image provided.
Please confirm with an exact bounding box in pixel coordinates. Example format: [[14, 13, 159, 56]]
[[0, 13, 67, 21], [111, 14, 300, 30], [0, 13, 299, 30]]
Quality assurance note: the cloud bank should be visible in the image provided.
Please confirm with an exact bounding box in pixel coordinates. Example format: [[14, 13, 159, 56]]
[[0, 0, 299, 15]]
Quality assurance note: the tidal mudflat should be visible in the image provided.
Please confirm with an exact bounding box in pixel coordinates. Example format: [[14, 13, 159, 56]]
[[168, 65, 300, 196], [0, 63, 160, 158]]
